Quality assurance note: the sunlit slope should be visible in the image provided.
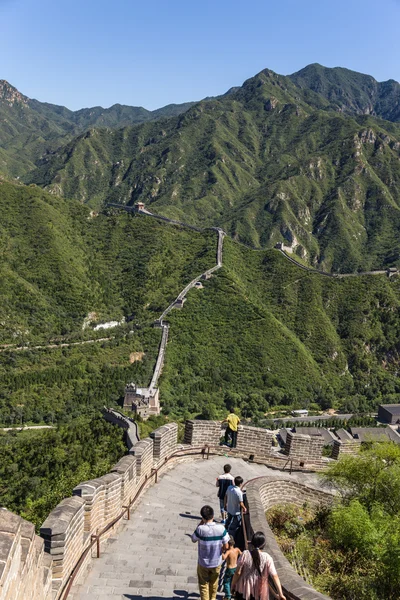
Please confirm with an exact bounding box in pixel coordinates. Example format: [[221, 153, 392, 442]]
[[27, 69, 400, 272], [160, 238, 400, 416], [0, 181, 215, 342]]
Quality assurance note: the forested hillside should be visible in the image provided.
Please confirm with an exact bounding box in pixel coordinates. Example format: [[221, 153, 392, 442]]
[[0, 180, 215, 344], [0, 416, 126, 529], [25, 67, 400, 273], [2, 178, 400, 525], [160, 238, 400, 418], [2, 179, 400, 424], [0, 79, 193, 177]]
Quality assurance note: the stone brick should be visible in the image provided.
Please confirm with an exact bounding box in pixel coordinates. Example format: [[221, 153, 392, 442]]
[[0, 508, 52, 600], [130, 437, 154, 487]]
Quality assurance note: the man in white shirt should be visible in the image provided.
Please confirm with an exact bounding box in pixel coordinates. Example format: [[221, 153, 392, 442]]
[[224, 476, 247, 537], [191, 505, 230, 600]]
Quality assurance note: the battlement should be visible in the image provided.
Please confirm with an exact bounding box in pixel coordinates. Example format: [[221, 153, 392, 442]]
[[1, 417, 335, 599], [0, 508, 52, 600]]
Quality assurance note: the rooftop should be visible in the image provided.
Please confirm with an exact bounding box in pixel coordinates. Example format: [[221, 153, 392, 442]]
[[295, 427, 337, 445], [379, 404, 400, 414], [350, 427, 400, 444]]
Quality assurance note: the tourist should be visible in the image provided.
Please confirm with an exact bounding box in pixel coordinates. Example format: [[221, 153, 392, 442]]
[[216, 464, 235, 522], [191, 505, 230, 600], [231, 531, 286, 600], [222, 535, 242, 600], [222, 412, 240, 448], [224, 475, 247, 537]]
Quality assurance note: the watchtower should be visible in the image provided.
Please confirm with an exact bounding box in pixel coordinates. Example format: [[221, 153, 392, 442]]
[[123, 382, 160, 420]]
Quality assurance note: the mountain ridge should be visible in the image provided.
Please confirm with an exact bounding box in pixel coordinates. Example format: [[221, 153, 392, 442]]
[[25, 65, 400, 272], [4, 64, 400, 272], [0, 79, 196, 177], [289, 63, 400, 121]]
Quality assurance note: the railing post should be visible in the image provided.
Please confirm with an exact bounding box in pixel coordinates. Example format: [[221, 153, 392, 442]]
[[91, 533, 100, 558]]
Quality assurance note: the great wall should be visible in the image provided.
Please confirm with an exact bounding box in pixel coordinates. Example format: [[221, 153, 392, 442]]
[[1, 418, 342, 600], [0, 204, 395, 600]]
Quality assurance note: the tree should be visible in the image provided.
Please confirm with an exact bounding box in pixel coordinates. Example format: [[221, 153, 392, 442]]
[[323, 442, 400, 515]]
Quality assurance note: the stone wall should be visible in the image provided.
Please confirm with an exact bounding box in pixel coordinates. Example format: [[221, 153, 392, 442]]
[[37, 421, 178, 599], [102, 408, 139, 449], [184, 420, 221, 446], [183, 420, 330, 468], [2, 418, 337, 599], [151, 423, 178, 466], [332, 439, 361, 459], [111, 455, 137, 505], [130, 438, 154, 487], [246, 477, 334, 600], [284, 432, 325, 463], [0, 509, 52, 600], [235, 425, 274, 460], [40, 497, 85, 597]]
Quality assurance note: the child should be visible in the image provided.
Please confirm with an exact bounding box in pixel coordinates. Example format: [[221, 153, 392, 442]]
[[216, 464, 234, 523], [222, 536, 242, 600]]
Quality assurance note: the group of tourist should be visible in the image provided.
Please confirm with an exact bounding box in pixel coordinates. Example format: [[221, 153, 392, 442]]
[[191, 463, 286, 600]]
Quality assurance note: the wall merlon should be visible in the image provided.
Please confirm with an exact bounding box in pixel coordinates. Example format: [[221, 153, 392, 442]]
[[40, 497, 85, 538]]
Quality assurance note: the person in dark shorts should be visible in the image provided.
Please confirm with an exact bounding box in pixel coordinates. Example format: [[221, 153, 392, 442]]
[[222, 412, 240, 448], [224, 475, 247, 537], [222, 535, 242, 600]]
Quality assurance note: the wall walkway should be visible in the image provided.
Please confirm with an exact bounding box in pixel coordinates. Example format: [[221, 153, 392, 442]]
[[68, 456, 329, 600]]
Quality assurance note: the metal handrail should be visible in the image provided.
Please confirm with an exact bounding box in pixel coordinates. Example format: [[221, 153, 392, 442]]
[[59, 444, 213, 599]]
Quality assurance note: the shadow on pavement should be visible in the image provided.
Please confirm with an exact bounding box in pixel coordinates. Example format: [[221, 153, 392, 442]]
[[124, 592, 200, 600]]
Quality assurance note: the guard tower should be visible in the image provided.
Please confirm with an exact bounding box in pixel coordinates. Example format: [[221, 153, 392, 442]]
[[123, 382, 160, 420]]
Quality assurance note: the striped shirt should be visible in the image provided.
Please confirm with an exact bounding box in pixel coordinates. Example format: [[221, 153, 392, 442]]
[[191, 521, 230, 568]]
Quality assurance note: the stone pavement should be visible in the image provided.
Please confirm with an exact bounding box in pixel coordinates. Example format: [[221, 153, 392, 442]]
[[69, 455, 325, 600]]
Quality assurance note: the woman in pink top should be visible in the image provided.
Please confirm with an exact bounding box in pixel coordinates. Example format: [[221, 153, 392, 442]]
[[231, 531, 286, 600]]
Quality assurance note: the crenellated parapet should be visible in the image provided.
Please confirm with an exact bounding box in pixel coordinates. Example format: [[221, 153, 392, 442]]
[[1, 417, 336, 599], [284, 431, 326, 464], [0, 508, 52, 600], [184, 419, 221, 446], [331, 429, 361, 459], [40, 497, 85, 596], [151, 422, 178, 466]]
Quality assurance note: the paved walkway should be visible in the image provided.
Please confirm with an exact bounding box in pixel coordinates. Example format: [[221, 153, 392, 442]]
[[70, 456, 326, 600]]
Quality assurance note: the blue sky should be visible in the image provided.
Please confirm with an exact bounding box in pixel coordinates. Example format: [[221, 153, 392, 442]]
[[1, 0, 400, 110]]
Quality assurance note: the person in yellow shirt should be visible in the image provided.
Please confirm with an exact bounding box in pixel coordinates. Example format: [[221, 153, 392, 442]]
[[222, 412, 240, 448]]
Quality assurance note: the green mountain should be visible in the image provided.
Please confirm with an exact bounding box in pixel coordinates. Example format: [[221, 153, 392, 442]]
[[26, 67, 400, 272], [0, 79, 194, 176], [2, 180, 400, 425], [290, 64, 400, 122], [161, 237, 400, 418], [0, 180, 215, 343]]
